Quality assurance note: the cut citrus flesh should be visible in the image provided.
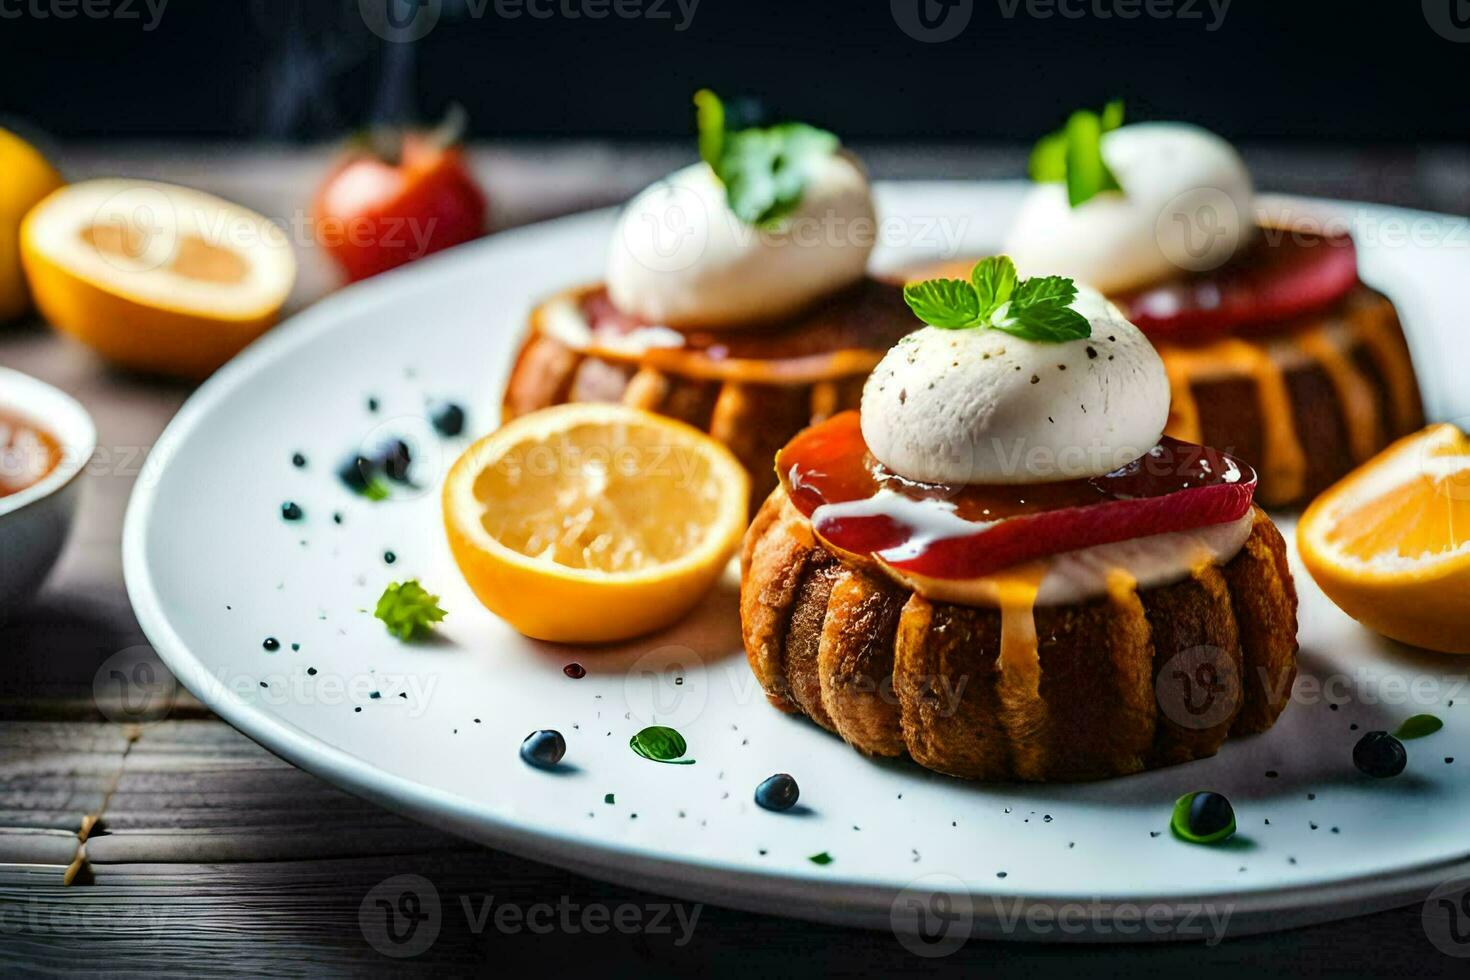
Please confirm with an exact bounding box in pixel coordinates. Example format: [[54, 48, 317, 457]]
[[1298, 423, 1470, 653], [443, 403, 750, 643], [20, 179, 296, 378]]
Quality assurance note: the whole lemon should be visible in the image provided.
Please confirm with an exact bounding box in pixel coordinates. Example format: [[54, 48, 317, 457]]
[[0, 128, 64, 321]]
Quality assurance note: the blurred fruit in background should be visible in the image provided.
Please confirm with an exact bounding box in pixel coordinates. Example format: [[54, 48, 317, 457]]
[[312, 109, 488, 284], [0, 128, 65, 321], [21, 179, 296, 379]]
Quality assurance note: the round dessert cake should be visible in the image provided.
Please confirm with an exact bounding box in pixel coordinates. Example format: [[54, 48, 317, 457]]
[[502, 91, 915, 513], [1000, 109, 1424, 507], [742, 492, 1297, 782], [738, 258, 1300, 782]]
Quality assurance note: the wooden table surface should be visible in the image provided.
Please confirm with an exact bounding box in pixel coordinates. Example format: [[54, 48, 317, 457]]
[[2, 143, 1468, 976]]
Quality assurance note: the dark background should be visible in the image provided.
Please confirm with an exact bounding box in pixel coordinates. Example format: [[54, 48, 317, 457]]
[[3, 0, 1469, 144]]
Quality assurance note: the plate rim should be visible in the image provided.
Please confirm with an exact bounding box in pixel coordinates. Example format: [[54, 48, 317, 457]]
[[121, 183, 1470, 938]]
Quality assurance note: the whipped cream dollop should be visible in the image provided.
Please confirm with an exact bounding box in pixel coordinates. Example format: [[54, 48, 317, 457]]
[[1004, 122, 1254, 294], [605, 156, 875, 330], [860, 290, 1170, 484]]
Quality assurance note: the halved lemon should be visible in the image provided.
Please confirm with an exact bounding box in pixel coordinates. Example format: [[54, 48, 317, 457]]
[[0, 128, 64, 321], [1298, 423, 1470, 653], [20, 179, 296, 378], [443, 403, 750, 643]]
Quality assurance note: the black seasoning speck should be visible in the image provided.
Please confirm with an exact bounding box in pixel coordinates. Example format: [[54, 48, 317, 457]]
[[384, 551, 397, 565], [354, 706, 362, 713], [333, 512, 343, 525], [291, 643, 300, 652], [1447, 757, 1456, 764], [1030, 374, 1040, 385], [1265, 770, 1279, 779], [1057, 364, 1067, 371], [367, 397, 380, 413], [281, 502, 304, 522], [369, 691, 381, 700], [263, 637, 280, 652], [430, 401, 467, 437], [996, 871, 1007, 879], [292, 452, 307, 468], [307, 667, 318, 676], [259, 681, 268, 688], [563, 663, 587, 679], [1085, 346, 1098, 359]]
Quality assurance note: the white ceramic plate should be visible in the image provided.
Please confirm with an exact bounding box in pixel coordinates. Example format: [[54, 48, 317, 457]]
[[124, 184, 1470, 940]]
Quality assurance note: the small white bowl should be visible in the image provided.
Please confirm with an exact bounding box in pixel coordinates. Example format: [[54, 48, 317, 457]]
[[0, 366, 96, 610]]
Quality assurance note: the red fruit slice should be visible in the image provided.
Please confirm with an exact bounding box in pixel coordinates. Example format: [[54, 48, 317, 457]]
[[777, 412, 1256, 580], [1117, 230, 1359, 341]]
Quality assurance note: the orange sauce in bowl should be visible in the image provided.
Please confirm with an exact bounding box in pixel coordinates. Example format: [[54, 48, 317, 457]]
[[0, 411, 62, 500]]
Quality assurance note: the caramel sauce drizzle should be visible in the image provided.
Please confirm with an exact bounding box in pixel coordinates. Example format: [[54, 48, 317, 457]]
[[1347, 298, 1420, 436], [1158, 338, 1307, 506], [995, 564, 1048, 780], [1296, 323, 1380, 463]]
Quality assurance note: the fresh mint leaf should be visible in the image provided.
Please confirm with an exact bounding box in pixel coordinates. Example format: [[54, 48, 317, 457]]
[[693, 88, 725, 170], [629, 725, 695, 765], [994, 302, 1091, 343], [902, 278, 980, 329], [693, 90, 839, 226], [1012, 274, 1077, 309], [970, 255, 1018, 314], [374, 580, 446, 642], [1393, 714, 1443, 740], [1064, 110, 1121, 207], [904, 256, 1090, 343], [1029, 101, 1125, 207], [1028, 130, 1068, 182]]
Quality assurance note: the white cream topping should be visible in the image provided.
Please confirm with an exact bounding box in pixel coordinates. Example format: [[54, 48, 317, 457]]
[[894, 510, 1255, 608], [859, 290, 1170, 484], [1004, 122, 1255, 294], [605, 156, 875, 330], [810, 491, 1253, 606]]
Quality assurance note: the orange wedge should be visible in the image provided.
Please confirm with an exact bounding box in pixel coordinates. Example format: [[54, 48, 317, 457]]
[[21, 179, 296, 378], [443, 404, 749, 643], [1298, 423, 1470, 653]]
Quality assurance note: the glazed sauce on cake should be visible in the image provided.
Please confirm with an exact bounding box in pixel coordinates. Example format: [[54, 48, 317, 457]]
[[777, 411, 1256, 581], [0, 411, 61, 499], [579, 278, 915, 363]]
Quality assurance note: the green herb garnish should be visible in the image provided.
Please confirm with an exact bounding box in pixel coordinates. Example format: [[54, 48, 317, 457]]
[[373, 580, 447, 641], [1169, 791, 1236, 845], [694, 89, 839, 226], [1029, 100, 1124, 207], [629, 725, 695, 765], [1393, 714, 1443, 740], [808, 851, 834, 866], [604, 793, 615, 804], [902, 255, 1090, 343], [359, 478, 390, 502]]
